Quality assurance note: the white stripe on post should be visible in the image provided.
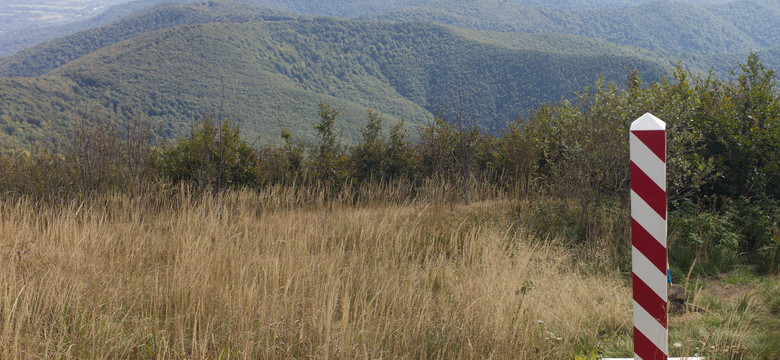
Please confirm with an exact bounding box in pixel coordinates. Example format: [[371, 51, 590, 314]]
[[630, 113, 668, 360], [631, 247, 667, 299], [630, 132, 666, 189], [630, 191, 667, 245]]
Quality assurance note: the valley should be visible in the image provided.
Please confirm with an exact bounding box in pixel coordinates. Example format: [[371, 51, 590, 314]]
[[0, 1, 671, 148]]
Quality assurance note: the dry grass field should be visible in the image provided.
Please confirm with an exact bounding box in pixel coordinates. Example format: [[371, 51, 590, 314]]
[[1, 186, 777, 359]]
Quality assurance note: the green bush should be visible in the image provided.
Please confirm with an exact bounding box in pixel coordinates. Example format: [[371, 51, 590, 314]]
[[732, 196, 780, 273], [308, 103, 351, 184], [384, 119, 413, 181], [669, 196, 780, 276], [158, 115, 259, 190], [256, 127, 305, 186], [350, 111, 386, 182]]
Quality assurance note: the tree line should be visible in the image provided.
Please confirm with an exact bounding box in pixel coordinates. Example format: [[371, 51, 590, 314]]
[[1, 54, 777, 274]]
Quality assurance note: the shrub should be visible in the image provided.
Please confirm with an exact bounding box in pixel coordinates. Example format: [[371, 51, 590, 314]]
[[0, 109, 157, 201], [256, 127, 305, 186], [350, 111, 386, 182], [309, 103, 350, 184], [158, 115, 259, 190]]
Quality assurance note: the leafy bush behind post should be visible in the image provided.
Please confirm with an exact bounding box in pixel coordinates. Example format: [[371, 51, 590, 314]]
[[509, 54, 779, 274]]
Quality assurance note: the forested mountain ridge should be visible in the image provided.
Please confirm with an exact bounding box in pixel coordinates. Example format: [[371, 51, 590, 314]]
[[370, 0, 778, 56], [234, 0, 737, 16], [6, 0, 776, 150], [245, 0, 430, 17], [707, 0, 780, 49], [0, 0, 671, 80], [0, 1, 297, 77], [0, 0, 766, 60], [0, 1, 670, 149], [484, 0, 732, 9], [0, 0, 190, 58], [0, 0, 431, 57]]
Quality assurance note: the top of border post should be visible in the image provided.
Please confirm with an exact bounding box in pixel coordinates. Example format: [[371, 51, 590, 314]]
[[631, 113, 666, 131]]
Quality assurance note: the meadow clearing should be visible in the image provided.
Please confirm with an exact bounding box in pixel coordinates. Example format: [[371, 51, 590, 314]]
[[1, 185, 777, 359]]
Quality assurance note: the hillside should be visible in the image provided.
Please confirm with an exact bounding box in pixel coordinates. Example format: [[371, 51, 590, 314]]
[[368, 0, 780, 74], [0, 1, 670, 149], [496, 0, 732, 9], [0, 0, 430, 57], [0, 0, 754, 59], [246, 0, 430, 17], [0, 0, 189, 58], [4, 0, 777, 79], [707, 0, 780, 49], [232, 0, 737, 15], [0, 1, 297, 77]]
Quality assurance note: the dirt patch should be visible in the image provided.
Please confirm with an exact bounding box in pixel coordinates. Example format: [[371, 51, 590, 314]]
[[699, 277, 756, 303], [693, 273, 780, 306]]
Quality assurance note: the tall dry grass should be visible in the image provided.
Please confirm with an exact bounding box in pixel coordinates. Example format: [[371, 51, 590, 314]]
[[0, 186, 633, 359]]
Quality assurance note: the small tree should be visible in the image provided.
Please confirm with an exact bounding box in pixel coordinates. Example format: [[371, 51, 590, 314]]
[[159, 115, 258, 191], [385, 119, 413, 181], [350, 111, 386, 182], [310, 103, 349, 184]]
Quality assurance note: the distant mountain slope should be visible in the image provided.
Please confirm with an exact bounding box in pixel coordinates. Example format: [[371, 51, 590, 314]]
[[10, 0, 757, 79], [0, 0, 747, 58], [0, 1, 296, 77], [370, 0, 763, 55], [707, 0, 780, 48], [0, 0, 428, 57], [505, 0, 731, 9], [0, 0, 188, 58], [0, 2, 670, 149], [234, 0, 736, 15], [245, 0, 430, 17]]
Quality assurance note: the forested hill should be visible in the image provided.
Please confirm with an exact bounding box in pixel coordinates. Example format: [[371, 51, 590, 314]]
[[0, 2, 297, 78], [708, 0, 780, 49], [480, 0, 732, 10], [0, 0, 755, 59], [0, 0, 429, 57], [246, 0, 429, 17], [0, 0, 191, 58], [0, 1, 670, 149], [238, 0, 736, 15], [369, 0, 780, 66]]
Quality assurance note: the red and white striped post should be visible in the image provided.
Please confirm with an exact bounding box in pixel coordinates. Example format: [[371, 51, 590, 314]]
[[604, 113, 703, 360], [630, 113, 668, 360]]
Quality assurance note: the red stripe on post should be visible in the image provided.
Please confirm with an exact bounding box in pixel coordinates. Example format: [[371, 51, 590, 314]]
[[630, 161, 667, 220], [631, 129, 666, 162], [634, 326, 668, 360], [631, 219, 667, 274], [633, 273, 668, 327]]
